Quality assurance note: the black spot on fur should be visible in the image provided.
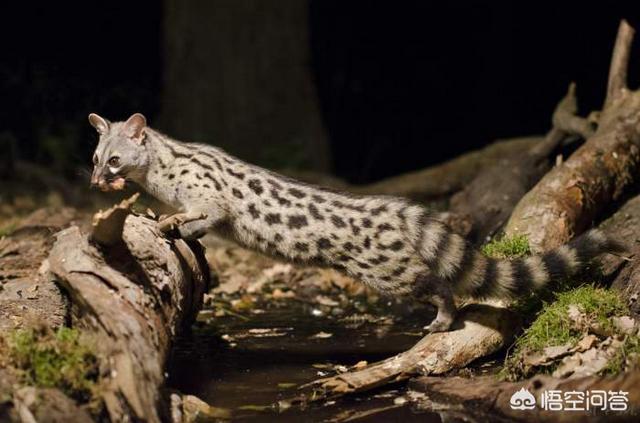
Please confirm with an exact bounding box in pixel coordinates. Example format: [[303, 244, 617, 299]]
[[389, 240, 404, 251], [203, 184, 211, 189], [248, 204, 261, 219], [248, 179, 264, 195], [190, 157, 214, 171], [168, 174, 175, 180], [267, 179, 283, 190], [363, 236, 371, 249], [317, 238, 333, 249], [370, 205, 388, 216], [271, 189, 292, 207], [331, 215, 347, 228], [349, 218, 361, 236], [308, 203, 324, 221], [294, 242, 309, 252], [288, 188, 306, 199], [287, 215, 308, 229], [180, 169, 189, 175], [391, 266, 406, 277], [227, 168, 245, 180], [195, 173, 202, 179], [361, 218, 372, 228], [357, 261, 371, 269], [333, 200, 365, 212], [265, 213, 282, 225], [274, 233, 283, 242], [375, 223, 394, 237], [232, 188, 244, 199], [312, 194, 326, 203], [203, 172, 222, 190], [344, 242, 355, 252]]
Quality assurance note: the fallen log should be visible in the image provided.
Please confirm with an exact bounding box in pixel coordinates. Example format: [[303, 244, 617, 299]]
[[353, 136, 543, 201], [505, 20, 640, 252], [449, 83, 594, 243], [33, 195, 208, 422], [45, 195, 209, 422], [408, 371, 640, 422]]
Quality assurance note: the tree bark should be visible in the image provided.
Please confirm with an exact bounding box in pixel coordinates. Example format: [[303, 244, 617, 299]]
[[40, 196, 209, 422], [0, 198, 211, 422], [504, 20, 640, 252], [160, 0, 330, 172]]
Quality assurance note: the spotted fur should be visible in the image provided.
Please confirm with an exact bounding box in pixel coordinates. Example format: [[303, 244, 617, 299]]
[[88, 113, 626, 333]]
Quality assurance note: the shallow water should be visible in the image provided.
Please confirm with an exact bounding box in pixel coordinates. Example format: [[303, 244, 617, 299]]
[[168, 301, 444, 422]]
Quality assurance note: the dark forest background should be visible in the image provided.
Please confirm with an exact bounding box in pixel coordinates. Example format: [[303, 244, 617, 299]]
[[1, 1, 639, 184]]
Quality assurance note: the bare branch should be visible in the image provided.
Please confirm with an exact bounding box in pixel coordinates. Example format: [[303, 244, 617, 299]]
[[605, 20, 635, 107]]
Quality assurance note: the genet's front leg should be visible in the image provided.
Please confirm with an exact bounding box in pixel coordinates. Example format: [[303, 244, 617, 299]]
[[158, 211, 216, 240]]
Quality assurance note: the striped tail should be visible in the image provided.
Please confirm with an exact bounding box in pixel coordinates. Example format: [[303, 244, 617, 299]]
[[418, 224, 625, 299]]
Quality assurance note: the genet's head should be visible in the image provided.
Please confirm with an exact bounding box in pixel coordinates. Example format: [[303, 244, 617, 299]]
[[88, 113, 150, 191]]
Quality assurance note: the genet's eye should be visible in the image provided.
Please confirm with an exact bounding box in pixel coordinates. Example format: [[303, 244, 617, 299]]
[[93, 154, 98, 165], [108, 156, 121, 167]]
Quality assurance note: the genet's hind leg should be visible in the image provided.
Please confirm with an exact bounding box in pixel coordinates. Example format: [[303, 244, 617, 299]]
[[415, 274, 457, 333]]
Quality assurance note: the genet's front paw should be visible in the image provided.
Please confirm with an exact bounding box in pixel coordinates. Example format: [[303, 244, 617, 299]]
[[423, 318, 453, 334]]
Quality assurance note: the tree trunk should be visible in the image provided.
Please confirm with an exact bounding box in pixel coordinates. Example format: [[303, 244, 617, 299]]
[[0, 195, 211, 422], [160, 0, 330, 172]]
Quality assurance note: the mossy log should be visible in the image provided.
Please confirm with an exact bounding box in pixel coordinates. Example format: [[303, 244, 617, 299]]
[[44, 195, 209, 422]]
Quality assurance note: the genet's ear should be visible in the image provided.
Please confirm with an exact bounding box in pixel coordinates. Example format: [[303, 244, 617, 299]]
[[123, 113, 147, 142], [88, 113, 110, 135]]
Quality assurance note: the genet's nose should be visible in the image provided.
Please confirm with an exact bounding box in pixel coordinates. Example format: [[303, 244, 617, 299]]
[[90, 168, 102, 187]]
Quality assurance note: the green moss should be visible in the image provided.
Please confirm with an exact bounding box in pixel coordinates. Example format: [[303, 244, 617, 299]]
[[481, 234, 531, 259], [7, 327, 98, 403], [515, 286, 626, 352], [503, 286, 629, 380]]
